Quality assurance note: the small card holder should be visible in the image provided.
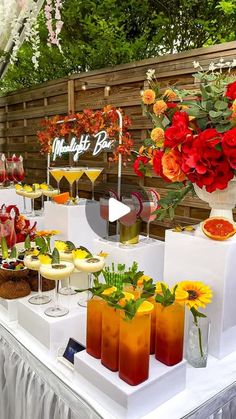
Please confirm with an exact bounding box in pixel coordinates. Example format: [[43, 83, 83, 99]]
[[57, 338, 85, 369]]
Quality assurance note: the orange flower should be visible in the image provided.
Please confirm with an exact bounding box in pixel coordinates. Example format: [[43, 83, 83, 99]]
[[153, 100, 168, 116], [151, 127, 165, 146], [164, 89, 177, 101], [232, 99, 236, 115], [139, 145, 146, 154], [142, 89, 156, 105], [162, 149, 187, 182], [36, 230, 60, 237]]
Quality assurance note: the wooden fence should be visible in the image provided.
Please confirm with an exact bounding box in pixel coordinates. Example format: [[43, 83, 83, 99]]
[[0, 41, 236, 239]]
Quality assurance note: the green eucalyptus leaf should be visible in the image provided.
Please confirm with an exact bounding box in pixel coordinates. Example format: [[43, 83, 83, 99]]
[[52, 248, 60, 264], [24, 234, 31, 250], [209, 110, 223, 118], [10, 246, 17, 259], [214, 100, 228, 111]]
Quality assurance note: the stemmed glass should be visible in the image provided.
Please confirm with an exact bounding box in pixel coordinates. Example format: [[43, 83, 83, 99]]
[[40, 261, 74, 317], [0, 155, 6, 188], [6, 158, 15, 187], [140, 201, 157, 243], [49, 167, 65, 193], [119, 198, 139, 246], [63, 168, 84, 199], [85, 167, 103, 201], [13, 156, 25, 183], [74, 168, 85, 201], [100, 197, 109, 239], [24, 255, 51, 305]]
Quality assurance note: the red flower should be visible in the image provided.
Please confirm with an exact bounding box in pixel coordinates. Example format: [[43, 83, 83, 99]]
[[181, 128, 234, 192], [225, 81, 236, 101], [172, 111, 189, 127], [222, 128, 236, 169], [153, 150, 171, 182], [164, 125, 192, 148], [133, 156, 149, 177], [167, 102, 178, 109]]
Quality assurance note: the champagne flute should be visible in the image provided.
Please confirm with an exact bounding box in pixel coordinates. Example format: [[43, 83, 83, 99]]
[[85, 167, 103, 201]]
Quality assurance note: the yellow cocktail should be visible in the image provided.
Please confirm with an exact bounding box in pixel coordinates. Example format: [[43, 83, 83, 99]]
[[64, 168, 84, 199], [49, 168, 65, 192], [85, 168, 103, 200]]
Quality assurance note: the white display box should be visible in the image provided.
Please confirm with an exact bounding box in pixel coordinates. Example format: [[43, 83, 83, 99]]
[[74, 351, 186, 419], [93, 236, 164, 281], [0, 298, 18, 321], [44, 201, 106, 251], [0, 188, 31, 212], [17, 293, 86, 354], [164, 228, 236, 359], [28, 214, 45, 230]]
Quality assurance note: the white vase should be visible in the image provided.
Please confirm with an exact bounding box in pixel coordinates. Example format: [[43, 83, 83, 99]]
[[194, 179, 236, 221]]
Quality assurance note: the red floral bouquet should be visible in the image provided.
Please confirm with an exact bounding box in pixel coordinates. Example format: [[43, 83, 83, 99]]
[[1, 205, 37, 244], [134, 60, 236, 219]]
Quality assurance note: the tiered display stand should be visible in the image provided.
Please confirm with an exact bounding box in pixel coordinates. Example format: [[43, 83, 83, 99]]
[[164, 228, 236, 359]]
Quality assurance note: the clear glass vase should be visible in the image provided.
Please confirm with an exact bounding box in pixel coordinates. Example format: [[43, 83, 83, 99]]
[[186, 317, 210, 368]]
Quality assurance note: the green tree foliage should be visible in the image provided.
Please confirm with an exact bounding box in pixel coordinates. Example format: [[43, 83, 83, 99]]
[[1, 0, 236, 94]]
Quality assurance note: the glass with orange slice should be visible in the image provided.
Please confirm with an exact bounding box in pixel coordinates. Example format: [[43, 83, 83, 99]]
[[84, 167, 103, 201], [119, 299, 153, 385]]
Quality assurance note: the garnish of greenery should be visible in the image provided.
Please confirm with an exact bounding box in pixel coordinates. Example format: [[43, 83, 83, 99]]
[[66, 240, 76, 251], [102, 261, 143, 289], [52, 248, 60, 264], [155, 284, 178, 307], [75, 279, 112, 296], [103, 290, 125, 307], [190, 306, 207, 358], [1, 237, 8, 259], [116, 298, 146, 321], [24, 234, 31, 250], [153, 182, 194, 220], [141, 278, 156, 299], [35, 236, 48, 254], [9, 246, 17, 259]]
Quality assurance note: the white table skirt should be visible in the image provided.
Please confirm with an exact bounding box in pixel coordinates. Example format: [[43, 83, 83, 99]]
[[1, 308, 236, 419]]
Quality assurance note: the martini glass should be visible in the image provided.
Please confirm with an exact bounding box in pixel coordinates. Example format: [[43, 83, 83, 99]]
[[74, 168, 85, 201], [140, 201, 157, 243], [40, 261, 74, 317], [85, 168, 103, 201], [63, 168, 83, 199], [24, 255, 51, 305], [49, 167, 65, 193]]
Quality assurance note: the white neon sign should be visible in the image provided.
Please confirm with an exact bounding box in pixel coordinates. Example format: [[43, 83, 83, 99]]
[[51, 130, 115, 162]]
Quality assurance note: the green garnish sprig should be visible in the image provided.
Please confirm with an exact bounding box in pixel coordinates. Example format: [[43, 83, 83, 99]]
[[155, 283, 178, 307]]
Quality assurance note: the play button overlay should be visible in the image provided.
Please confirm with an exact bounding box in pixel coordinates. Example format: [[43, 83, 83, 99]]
[[108, 198, 130, 222]]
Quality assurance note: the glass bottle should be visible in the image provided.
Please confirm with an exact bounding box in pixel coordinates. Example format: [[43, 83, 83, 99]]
[[155, 301, 185, 366]]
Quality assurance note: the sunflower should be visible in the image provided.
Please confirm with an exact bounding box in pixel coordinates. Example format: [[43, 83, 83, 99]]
[[177, 281, 212, 310]]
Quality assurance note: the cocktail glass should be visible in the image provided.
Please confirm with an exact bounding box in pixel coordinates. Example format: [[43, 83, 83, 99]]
[[74, 168, 85, 202], [41, 186, 59, 213], [40, 261, 74, 317], [57, 249, 76, 295], [140, 201, 157, 243], [23, 189, 42, 217], [74, 256, 105, 307], [85, 168, 103, 201], [100, 197, 109, 239], [119, 198, 139, 246], [6, 158, 15, 187], [24, 254, 51, 305], [63, 168, 84, 199], [0, 156, 6, 188], [13, 157, 25, 183], [49, 167, 65, 193]]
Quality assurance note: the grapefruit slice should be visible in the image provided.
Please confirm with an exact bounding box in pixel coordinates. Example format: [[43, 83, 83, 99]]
[[53, 192, 70, 205], [202, 217, 236, 241], [149, 188, 160, 210], [131, 191, 143, 216]]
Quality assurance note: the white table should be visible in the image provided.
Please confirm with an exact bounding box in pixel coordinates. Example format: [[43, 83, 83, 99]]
[[0, 187, 31, 212], [0, 303, 236, 418]]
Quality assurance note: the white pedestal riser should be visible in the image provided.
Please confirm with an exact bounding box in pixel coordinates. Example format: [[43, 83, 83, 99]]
[[44, 201, 106, 252], [0, 298, 18, 321], [74, 351, 186, 419], [17, 292, 86, 354], [93, 236, 164, 281], [164, 229, 236, 359]]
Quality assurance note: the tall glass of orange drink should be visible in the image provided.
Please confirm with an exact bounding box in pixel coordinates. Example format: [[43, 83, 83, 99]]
[[119, 300, 153, 386]]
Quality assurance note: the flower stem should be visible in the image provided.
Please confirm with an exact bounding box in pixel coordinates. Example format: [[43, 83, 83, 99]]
[[194, 315, 204, 358]]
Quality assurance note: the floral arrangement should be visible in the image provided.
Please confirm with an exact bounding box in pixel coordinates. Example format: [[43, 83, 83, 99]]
[[134, 59, 236, 219], [1, 205, 36, 243], [37, 106, 133, 164]]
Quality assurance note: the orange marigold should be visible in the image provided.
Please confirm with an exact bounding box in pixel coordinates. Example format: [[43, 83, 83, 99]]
[[142, 89, 156, 105], [153, 100, 168, 116], [151, 127, 165, 147], [162, 149, 187, 182], [164, 89, 177, 101]]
